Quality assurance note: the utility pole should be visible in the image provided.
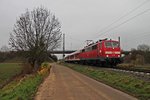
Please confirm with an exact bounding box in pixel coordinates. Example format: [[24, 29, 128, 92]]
[[118, 36, 120, 47], [63, 34, 65, 59]]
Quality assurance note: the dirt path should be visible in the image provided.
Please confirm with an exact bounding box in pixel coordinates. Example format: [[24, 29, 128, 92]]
[[35, 64, 137, 100], [35, 64, 55, 100]]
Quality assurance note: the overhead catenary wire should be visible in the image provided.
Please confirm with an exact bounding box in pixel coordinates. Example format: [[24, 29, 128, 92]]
[[97, 8, 150, 37], [121, 32, 150, 50], [95, 0, 150, 37], [124, 32, 150, 43], [129, 32, 150, 39], [66, 0, 150, 49]]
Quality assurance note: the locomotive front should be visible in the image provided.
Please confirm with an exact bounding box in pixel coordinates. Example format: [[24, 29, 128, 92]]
[[102, 40, 121, 66]]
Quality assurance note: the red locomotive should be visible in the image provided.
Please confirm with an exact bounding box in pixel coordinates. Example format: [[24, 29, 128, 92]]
[[65, 38, 122, 66]]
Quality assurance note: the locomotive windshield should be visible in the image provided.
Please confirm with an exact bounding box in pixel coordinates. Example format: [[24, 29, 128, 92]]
[[105, 41, 119, 48]]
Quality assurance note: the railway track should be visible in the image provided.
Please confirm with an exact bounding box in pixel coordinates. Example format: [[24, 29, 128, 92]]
[[110, 68, 150, 81], [66, 63, 150, 81], [111, 67, 150, 76], [92, 66, 150, 81]]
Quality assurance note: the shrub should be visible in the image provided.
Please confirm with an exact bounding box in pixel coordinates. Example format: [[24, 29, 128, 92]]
[[38, 63, 51, 75], [22, 63, 33, 74], [135, 54, 145, 65], [117, 63, 135, 68]]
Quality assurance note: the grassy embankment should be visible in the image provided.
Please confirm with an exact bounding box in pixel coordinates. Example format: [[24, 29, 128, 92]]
[[0, 63, 22, 88], [63, 63, 150, 100], [0, 62, 51, 100]]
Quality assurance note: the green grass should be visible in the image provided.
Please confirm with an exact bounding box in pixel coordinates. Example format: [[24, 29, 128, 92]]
[[63, 63, 150, 100], [0, 62, 50, 100], [0, 74, 44, 100], [0, 63, 22, 86]]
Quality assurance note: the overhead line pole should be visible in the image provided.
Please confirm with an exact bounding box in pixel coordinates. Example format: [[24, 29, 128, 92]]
[[63, 33, 65, 59], [118, 36, 120, 47]]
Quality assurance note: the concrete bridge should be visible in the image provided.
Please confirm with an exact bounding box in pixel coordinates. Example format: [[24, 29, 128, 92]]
[[49, 50, 130, 55], [49, 50, 76, 54]]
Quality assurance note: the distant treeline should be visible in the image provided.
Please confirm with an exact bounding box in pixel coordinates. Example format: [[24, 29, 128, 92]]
[[123, 44, 150, 65], [0, 51, 58, 63], [0, 51, 17, 62]]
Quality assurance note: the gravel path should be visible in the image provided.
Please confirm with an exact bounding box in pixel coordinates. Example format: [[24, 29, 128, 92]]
[[35, 64, 137, 100]]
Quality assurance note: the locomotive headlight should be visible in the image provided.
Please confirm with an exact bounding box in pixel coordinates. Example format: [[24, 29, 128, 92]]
[[106, 55, 109, 57]]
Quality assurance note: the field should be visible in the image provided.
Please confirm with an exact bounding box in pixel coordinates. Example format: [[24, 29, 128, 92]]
[[0, 74, 43, 100], [63, 63, 150, 100], [0, 63, 22, 88], [0, 62, 51, 100]]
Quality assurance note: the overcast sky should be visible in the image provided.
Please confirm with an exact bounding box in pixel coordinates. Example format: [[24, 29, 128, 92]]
[[0, 0, 150, 52]]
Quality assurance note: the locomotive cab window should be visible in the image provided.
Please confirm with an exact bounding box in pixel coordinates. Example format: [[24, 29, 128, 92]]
[[112, 42, 119, 48], [105, 41, 119, 48], [105, 42, 112, 48]]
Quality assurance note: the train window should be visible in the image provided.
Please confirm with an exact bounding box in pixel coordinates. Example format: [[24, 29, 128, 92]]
[[99, 42, 102, 48], [105, 42, 112, 48], [92, 45, 97, 50], [85, 47, 92, 52], [112, 42, 119, 48], [105, 42, 119, 48], [85, 48, 88, 52], [82, 49, 85, 52]]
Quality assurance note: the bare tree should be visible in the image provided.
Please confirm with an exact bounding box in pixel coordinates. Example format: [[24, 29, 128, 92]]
[[9, 7, 61, 71]]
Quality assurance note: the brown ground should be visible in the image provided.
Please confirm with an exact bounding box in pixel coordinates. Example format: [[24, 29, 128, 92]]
[[35, 64, 137, 100]]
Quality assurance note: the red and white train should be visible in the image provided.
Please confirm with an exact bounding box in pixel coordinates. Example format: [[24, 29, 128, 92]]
[[65, 38, 122, 66]]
